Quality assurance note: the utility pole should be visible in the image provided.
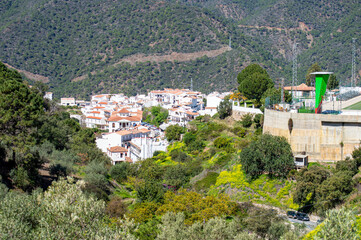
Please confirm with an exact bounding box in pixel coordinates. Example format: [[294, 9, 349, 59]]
[[292, 42, 298, 104], [281, 78, 285, 103], [229, 35, 232, 49], [352, 38, 357, 87]]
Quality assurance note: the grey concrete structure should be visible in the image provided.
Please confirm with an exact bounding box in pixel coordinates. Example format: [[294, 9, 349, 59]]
[[263, 109, 361, 162]]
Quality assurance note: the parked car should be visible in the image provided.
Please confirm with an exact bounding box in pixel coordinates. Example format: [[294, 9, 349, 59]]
[[287, 211, 297, 219], [296, 212, 310, 221]]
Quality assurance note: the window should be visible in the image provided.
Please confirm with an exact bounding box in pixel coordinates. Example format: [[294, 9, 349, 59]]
[[112, 123, 115, 128]]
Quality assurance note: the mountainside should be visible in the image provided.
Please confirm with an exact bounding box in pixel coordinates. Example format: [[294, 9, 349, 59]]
[[0, 0, 360, 98]]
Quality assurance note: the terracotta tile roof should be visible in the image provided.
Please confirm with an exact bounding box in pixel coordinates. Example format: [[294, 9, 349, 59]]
[[94, 95, 104, 98], [86, 116, 102, 120], [118, 108, 130, 113], [205, 107, 217, 109], [90, 111, 101, 114], [115, 130, 132, 136], [284, 83, 315, 91], [107, 146, 128, 152], [94, 106, 105, 109], [98, 102, 108, 105], [125, 157, 133, 163], [138, 128, 151, 133], [108, 115, 141, 122], [186, 111, 199, 116]]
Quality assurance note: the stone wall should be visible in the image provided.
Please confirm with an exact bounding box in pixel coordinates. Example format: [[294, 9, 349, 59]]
[[263, 109, 361, 162]]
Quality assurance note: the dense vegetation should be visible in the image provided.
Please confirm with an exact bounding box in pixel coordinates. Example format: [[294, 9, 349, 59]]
[[6, 0, 361, 98], [1, 63, 361, 238]]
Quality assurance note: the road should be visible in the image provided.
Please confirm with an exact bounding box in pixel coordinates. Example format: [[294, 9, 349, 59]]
[[287, 217, 318, 229]]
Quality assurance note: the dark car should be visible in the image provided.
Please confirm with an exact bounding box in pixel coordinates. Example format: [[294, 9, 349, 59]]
[[287, 211, 297, 219], [296, 212, 310, 221]]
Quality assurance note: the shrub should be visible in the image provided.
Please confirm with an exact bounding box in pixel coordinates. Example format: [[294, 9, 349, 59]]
[[110, 162, 130, 183], [106, 196, 127, 218], [241, 113, 253, 128]]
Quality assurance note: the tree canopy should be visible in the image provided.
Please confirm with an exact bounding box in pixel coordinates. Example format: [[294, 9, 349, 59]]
[[240, 134, 294, 178], [237, 64, 273, 105], [305, 63, 322, 86]]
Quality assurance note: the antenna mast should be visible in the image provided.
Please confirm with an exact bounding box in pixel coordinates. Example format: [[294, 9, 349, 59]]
[[292, 42, 298, 103], [281, 78, 285, 103], [352, 38, 357, 87]]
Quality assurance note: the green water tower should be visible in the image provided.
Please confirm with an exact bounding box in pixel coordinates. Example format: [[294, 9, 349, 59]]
[[311, 72, 333, 114]]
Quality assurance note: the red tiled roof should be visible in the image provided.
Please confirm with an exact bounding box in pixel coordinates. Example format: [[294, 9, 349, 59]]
[[115, 130, 132, 136], [86, 116, 102, 120], [98, 102, 108, 105], [186, 111, 199, 116], [108, 115, 142, 122], [138, 128, 151, 133], [205, 107, 217, 109], [118, 108, 130, 113], [125, 157, 133, 163], [90, 111, 101, 114], [94, 106, 105, 109], [107, 146, 127, 152], [284, 83, 315, 91]]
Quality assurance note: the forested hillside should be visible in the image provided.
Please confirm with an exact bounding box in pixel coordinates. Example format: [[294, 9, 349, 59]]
[[0, 0, 360, 98]]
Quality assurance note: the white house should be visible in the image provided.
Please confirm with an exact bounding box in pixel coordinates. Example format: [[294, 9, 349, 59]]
[[96, 129, 151, 153], [129, 137, 168, 162], [284, 83, 315, 98], [44, 92, 53, 100], [60, 98, 76, 106], [106, 146, 132, 165]]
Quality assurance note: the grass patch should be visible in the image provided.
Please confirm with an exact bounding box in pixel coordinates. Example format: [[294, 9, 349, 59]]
[[113, 188, 136, 199], [209, 164, 299, 210], [344, 101, 361, 110], [194, 172, 219, 191]]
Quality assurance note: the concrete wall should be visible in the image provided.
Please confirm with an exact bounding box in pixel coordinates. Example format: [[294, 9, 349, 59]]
[[232, 105, 262, 121], [263, 109, 361, 162]]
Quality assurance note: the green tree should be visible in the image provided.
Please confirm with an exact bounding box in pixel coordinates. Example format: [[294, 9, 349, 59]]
[[304, 207, 358, 239], [240, 134, 294, 178], [305, 63, 322, 86], [0, 178, 136, 239], [217, 97, 232, 119], [241, 113, 253, 128], [316, 171, 354, 212], [293, 165, 330, 209], [110, 162, 130, 183], [327, 74, 339, 90], [0, 63, 44, 179], [237, 64, 273, 105], [165, 124, 184, 142]]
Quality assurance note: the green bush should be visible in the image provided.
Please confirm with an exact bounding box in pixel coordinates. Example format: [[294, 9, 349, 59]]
[[110, 162, 130, 183], [241, 113, 253, 128]]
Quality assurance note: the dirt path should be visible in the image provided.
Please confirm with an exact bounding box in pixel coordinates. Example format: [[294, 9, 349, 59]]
[[239, 22, 314, 47], [72, 45, 231, 82], [3, 62, 49, 83], [113, 46, 231, 66]]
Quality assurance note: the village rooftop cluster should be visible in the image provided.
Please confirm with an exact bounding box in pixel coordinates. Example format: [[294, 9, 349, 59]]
[[58, 88, 232, 165]]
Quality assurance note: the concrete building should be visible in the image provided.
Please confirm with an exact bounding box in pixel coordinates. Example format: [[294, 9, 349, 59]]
[[107, 146, 132, 165], [44, 92, 53, 100], [60, 98, 76, 106], [284, 83, 315, 98], [129, 137, 168, 162], [263, 109, 361, 162]]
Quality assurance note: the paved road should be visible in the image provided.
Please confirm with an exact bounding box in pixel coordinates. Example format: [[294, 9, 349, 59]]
[[287, 217, 318, 229]]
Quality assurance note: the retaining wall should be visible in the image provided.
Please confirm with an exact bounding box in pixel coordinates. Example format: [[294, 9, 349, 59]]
[[263, 109, 361, 162]]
